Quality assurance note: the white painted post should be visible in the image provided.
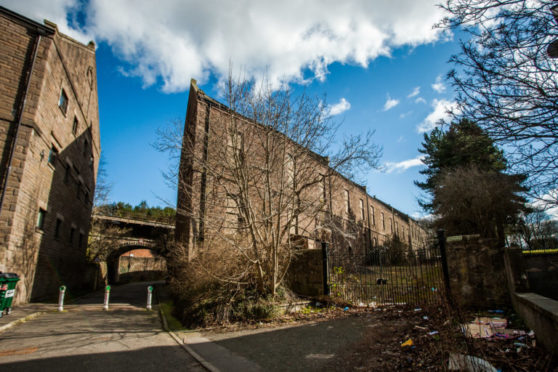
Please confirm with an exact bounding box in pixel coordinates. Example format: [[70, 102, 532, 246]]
[[103, 285, 111, 310], [58, 285, 66, 311], [147, 285, 153, 310]]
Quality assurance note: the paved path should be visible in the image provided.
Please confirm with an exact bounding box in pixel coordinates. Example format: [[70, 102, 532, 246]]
[[0, 282, 203, 371], [188, 315, 379, 372]]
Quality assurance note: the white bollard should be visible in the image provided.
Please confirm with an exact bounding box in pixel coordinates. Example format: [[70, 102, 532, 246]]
[[58, 285, 66, 311], [147, 285, 153, 310], [103, 285, 111, 310]]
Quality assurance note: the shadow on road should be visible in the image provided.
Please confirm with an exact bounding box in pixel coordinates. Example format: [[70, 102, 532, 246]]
[[0, 345, 201, 371]]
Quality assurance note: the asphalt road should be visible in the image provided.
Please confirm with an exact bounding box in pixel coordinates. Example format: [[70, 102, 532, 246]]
[[0, 282, 203, 371]]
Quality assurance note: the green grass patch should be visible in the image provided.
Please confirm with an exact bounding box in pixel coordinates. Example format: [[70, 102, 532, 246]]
[[160, 301, 185, 331]]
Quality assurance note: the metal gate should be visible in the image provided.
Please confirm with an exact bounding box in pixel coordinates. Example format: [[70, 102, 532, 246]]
[[326, 240, 444, 306]]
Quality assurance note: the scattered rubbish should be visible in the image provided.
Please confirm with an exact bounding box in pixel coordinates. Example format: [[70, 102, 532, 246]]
[[414, 325, 428, 331], [428, 331, 439, 336], [448, 353, 498, 372], [401, 339, 413, 347], [528, 330, 535, 337], [315, 302, 322, 307], [493, 329, 526, 339], [343, 306, 349, 311], [514, 342, 528, 348], [462, 317, 508, 339], [462, 323, 493, 339], [414, 307, 422, 312], [431, 287, 437, 292], [423, 316, 429, 320]]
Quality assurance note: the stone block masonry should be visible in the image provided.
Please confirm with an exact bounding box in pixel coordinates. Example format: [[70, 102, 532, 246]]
[[0, 6, 101, 302]]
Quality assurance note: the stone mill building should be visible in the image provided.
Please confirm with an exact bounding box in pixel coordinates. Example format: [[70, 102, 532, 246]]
[[0, 7, 101, 302]]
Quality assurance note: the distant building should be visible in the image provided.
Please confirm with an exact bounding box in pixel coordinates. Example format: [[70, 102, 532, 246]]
[[0, 6, 101, 302], [175, 80, 427, 262]]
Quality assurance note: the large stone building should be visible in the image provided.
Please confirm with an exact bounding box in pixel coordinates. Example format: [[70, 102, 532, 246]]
[[176, 80, 427, 266], [0, 7, 101, 302]]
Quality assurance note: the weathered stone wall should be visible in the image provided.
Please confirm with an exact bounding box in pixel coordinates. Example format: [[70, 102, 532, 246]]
[[446, 235, 510, 308], [287, 249, 325, 296], [0, 8, 100, 302], [118, 249, 166, 283], [175, 81, 430, 263]]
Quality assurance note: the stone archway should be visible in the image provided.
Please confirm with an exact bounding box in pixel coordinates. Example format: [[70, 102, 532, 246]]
[[106, 241, 165, 284]]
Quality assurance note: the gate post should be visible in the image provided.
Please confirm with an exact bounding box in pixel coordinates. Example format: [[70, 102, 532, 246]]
[[437, 229, 453, 305], [321, 242, 330, 295]]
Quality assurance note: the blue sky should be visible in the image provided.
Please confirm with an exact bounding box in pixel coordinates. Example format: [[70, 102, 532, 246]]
[[2, 0, 464, 218]]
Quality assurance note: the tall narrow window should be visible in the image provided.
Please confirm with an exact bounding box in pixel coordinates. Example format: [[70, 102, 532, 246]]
[[48, 146, 58, 165], [286, 154, 294, 188], [59, 89, 68, 114], [320, 176, 327, 203], [36, 208, 46, 230], [381, 212, 385, 231], [83, 139, 88, 157], [54, 218, 62, 239], [69, 227, 75, 245], [64, 163, 70, 183], [72, 117, 79, 135], [78, 233, 84, 249], [370, 205, 376, 226], [359, 199, 365, 220], [227, 130, 243, 165], [344, 190, 350, 214]]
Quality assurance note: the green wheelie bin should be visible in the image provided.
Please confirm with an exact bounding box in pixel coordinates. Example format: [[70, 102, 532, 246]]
[[0, 273, 20, 317]]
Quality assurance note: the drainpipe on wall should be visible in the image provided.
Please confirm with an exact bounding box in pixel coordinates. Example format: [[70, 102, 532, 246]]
[[0, 32, 42, 215]]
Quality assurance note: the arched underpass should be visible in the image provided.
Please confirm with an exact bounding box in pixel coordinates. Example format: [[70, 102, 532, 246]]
[[106, 243, 166, 284], [90, 214, 173, 285]]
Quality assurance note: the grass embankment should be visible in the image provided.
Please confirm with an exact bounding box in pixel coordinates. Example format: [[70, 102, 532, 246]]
[[159, 301, 185, 331]]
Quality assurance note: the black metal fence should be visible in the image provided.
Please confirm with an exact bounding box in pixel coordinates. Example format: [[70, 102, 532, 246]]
[[326, 240, 444, 306]]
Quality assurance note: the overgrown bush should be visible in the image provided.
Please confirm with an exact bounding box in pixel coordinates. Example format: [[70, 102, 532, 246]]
[[168, 244, 288, 327]]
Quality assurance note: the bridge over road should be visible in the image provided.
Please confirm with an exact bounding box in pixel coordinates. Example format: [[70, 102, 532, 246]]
[[89, 214, 174, 285]]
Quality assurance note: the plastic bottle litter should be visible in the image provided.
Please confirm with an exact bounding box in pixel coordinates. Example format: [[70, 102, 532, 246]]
[[401, 339, 413, 347], [428, 331, 439, 336]]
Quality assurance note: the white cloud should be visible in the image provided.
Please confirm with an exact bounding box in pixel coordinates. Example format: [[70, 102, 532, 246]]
[[2, 0, 449, 93], [431, 75, 446, 93], [417, 99, 459, 133], [385, 155, 425, 173], [326, 97, 351, 116], [407, 86, 420, 98], [415, 97, 426, 104], [531, 189, 558, 220], [2, 0, 93, 43], [383, 95, 400, 111]]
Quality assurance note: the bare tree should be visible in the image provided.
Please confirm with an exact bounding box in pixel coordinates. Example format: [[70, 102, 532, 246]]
[[440, 0, 558, 205], [433, 165, 527, 243], [511, 206, 558, 250], [93, 156, 112, 210], [170, 75, 381, 298]]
